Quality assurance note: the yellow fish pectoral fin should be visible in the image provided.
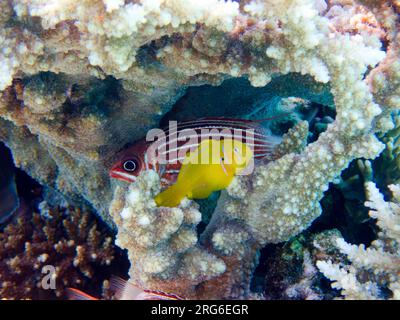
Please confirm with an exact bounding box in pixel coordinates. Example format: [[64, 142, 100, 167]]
[[154, 184, 186, 208]]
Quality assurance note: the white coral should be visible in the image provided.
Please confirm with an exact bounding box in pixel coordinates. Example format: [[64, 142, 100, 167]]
[[317, 182, 400, 299], [0, 0, 399, 299], [110, 170, 226, 298]]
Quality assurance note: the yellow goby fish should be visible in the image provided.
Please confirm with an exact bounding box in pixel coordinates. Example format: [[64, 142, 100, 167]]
[[154, 138, 253, 207]]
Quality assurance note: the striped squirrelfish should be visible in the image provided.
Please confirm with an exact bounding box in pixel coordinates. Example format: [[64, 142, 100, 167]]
[[67, 276, 184, 300], [154, 138, 253, 207], [110, 117, 281, 186]]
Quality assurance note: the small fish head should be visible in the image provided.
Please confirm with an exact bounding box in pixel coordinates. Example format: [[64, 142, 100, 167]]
[[110, 140, 149, 183], [220, 139, 253, 174]]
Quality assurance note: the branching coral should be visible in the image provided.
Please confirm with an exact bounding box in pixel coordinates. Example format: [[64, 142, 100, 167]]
[[0, 205, 115, 299], [317, 182, 400, 299], [372, 112, 400, 188], [110, 170, 227, 299], [0, 0, 399, 299], [110, 0, 398, 299]]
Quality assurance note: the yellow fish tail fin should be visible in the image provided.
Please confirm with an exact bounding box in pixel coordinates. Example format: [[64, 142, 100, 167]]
[[154, 184, 186, 207]]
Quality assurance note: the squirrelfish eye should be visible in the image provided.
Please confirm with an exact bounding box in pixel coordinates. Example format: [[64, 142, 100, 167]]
[[123, 159, 137, 172]]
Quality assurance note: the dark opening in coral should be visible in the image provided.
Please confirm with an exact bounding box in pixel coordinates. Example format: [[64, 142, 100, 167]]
[[160, 74, 336, 235]]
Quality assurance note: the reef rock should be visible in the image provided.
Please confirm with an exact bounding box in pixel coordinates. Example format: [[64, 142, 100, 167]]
[[0, 0, 399, 299]]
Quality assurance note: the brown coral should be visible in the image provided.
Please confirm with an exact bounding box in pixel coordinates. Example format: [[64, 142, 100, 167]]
[[0, 206, 115, 299]]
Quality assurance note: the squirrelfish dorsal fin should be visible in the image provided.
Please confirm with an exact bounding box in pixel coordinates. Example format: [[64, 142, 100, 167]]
[[109, 275, 144, 300]]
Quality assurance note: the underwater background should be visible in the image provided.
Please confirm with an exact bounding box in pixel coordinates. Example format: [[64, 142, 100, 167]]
[[0, 0, 399, 300]]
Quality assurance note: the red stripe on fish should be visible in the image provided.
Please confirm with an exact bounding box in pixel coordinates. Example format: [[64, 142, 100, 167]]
[[67, 276, 184, 300], [140, 290, 184, 300], [66, 276, 184, 300], [66, 288, 99, 300], [110, 117, 281, 185]]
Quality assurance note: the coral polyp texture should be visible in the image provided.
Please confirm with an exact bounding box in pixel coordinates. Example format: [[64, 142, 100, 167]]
[[0, 206, 115, 299], [317, 182, 400, 300], [0, 0, 399, 299], [110, 171, 227, 299]]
